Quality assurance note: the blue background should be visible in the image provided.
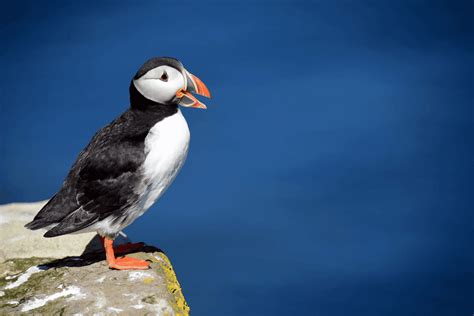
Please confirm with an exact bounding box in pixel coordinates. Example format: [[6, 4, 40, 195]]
[[1, 1, 472, 315]]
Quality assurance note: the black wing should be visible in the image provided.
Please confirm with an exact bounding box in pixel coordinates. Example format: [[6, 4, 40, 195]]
[[26, 110, 150, 237], [43, 142, 145, 237]]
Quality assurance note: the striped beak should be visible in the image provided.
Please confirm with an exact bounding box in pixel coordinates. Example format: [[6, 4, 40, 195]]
[[176, 69, 211, 109]]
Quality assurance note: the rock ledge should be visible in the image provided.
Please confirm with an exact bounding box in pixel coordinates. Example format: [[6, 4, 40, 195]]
[[0, 245, 190, 315], [0, 201, 189, 315]]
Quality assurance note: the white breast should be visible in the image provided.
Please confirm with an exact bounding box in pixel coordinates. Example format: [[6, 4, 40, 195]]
[[139, 109, 190, 210], [87, 110, 190, 237]]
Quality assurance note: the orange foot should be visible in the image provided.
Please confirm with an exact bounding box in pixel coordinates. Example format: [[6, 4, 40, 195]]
[[109, 256, 150, 270], [103, 237, 149, 270]]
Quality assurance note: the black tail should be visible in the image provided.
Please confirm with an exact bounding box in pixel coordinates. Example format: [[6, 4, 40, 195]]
[[24, 219, 52, 230], [24, 194, 60, 233]]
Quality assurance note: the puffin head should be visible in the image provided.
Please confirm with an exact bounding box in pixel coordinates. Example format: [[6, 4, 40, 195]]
[[131, 57, 211, 110]]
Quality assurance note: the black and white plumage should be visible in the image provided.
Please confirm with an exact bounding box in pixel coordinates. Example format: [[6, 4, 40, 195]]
[[25, 57, 211, 239]]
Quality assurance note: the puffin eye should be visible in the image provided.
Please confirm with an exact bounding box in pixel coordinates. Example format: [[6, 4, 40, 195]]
[[160, 71, 168, 82]]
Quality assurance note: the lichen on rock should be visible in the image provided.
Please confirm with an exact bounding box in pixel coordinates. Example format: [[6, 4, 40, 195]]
[[0, 201, 190, 315], [0, 247, 190, 315]]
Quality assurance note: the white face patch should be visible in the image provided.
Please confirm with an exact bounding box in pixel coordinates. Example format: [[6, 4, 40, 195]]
[[133, 65, 185, 104]]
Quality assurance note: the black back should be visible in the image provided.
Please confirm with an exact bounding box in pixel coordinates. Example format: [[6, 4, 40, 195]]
[[25, 80, 178, 237]]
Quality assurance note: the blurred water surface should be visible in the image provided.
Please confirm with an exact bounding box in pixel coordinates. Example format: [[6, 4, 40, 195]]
[[1, 1, 472, 315]]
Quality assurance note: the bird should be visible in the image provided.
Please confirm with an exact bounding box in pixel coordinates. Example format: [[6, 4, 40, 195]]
[[25, 57, 211, 270]]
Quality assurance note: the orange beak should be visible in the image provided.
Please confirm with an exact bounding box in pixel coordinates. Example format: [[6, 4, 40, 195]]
[[176, 70, 211, 109]]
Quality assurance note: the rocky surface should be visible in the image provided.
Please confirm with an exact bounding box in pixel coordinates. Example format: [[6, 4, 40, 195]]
[[0, 247, 189, 315], [0, 202, 189, 315], [0, 201, 102, 260]]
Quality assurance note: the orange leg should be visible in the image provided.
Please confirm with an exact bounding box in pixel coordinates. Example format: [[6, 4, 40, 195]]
[[103, 237, 149, 270], [100, 237, 145, 254], [113, 242, 145, 254]]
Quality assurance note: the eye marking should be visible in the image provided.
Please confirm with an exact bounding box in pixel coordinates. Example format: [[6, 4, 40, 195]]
[[160, 70, 168, 82]]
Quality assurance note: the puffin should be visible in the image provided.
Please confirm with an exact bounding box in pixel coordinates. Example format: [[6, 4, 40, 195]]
[[25, 57, 211, 270]]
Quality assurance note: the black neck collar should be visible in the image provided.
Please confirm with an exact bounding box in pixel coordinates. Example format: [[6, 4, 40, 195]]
[[129, 82, 178, 112]]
